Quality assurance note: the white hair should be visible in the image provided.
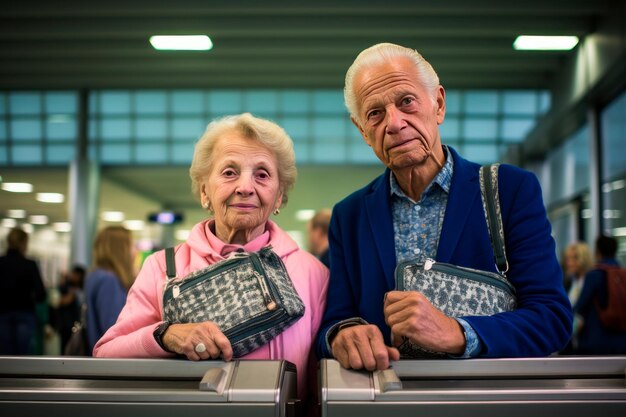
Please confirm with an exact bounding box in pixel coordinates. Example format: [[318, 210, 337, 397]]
[[344, 43, 440, 122]]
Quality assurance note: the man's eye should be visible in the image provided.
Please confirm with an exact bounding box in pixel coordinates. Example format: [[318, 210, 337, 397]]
[[402, 97, 414, 105], [367, 110, 381, 120]]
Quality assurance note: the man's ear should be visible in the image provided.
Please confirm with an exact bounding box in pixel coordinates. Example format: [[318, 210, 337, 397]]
[[436, 85, 446, 125], [351, 116, 372, 147]]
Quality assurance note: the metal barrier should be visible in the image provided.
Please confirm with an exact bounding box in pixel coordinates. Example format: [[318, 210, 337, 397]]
[[0, 356, 299, 417], [320, 356, 626, 417]]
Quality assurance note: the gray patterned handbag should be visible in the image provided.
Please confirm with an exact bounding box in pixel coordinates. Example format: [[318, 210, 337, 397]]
[[162, 246, 305, 357], [395, 164, 517, 358]]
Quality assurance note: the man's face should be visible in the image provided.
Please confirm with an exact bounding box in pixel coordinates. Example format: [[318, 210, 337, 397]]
[[351, 56, 446, 171]]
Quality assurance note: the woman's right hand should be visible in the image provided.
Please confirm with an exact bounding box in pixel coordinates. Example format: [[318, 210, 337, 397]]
[[162, 322, 233, 361]]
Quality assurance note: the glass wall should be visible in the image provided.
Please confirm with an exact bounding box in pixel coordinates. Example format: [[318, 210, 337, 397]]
[[1, 88, 550, 167], [600, 89, 626, 264]]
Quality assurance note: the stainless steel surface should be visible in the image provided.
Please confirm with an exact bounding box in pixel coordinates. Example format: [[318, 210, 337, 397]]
[[0, 356, 297, 417], [321, 357, 626, 417]]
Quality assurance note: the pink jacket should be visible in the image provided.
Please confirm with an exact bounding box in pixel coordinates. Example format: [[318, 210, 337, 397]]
[[94, 219, 329, 398]]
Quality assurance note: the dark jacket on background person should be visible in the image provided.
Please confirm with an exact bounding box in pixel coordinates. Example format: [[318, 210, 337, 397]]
[[573, 258, 626, 354], [0, 249, 46, 314]]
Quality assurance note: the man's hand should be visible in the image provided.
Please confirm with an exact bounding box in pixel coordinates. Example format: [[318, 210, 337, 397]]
[[384, 290, 465, 355], [330, 324, 400, 370]]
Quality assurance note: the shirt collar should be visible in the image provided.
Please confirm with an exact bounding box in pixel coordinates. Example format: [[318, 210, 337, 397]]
[[204, 219, 271, 257], [389, 145, 454, 201]]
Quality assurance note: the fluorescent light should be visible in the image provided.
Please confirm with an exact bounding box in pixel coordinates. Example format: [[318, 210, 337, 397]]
[[295, 209, 316, 222], [36, 193, 65, 203], [175, 229, 191, 241], [102, 211, 125, 222], [124, 220, 145, 231], [1, 182, 33, 193], [2, 218, 17, 228], [513, 35, 579, 51], [7, 209, 27, 218], [29, 215, 48, 225], [149, 35, 213, 51], [21, 224, 34, 233], [53, 222, 71, 232], [613, 227, 626, 237]]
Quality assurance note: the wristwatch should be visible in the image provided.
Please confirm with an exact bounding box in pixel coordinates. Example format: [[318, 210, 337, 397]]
[[153, 321, 171, 352]]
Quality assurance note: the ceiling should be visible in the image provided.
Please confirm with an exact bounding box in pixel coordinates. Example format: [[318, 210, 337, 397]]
[[0, 0, 617, 243]]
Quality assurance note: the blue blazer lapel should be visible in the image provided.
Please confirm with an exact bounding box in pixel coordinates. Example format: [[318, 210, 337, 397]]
[[437, 148, 480, 263], [365, 170, 397, 289]]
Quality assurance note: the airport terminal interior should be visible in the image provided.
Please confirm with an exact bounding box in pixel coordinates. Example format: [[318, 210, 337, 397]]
[[1, 1, 626, 414]]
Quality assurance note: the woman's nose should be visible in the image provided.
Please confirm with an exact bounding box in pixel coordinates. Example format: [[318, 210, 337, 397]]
[[235, 174, 254, 195]]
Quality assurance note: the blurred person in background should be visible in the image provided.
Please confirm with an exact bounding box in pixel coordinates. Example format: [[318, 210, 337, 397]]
[[52, 264, 86, 353], [560, 242, 592, 354], [84, 226, 136, 353], [307, 208, 332, 268], [0, 228, 47, 355], [573, 235, 626, 354]]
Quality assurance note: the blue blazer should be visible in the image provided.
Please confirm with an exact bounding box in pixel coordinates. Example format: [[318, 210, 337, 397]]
[[315, 147, 573, 358]]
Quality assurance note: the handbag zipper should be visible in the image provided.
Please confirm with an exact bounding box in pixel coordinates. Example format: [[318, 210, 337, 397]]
[[424, 258, 515, 295], [225, 308, 289, 340]]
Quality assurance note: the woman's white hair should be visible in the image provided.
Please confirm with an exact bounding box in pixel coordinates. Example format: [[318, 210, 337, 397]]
[[344, 43, 440, 122], [189, 113, 297, 207]]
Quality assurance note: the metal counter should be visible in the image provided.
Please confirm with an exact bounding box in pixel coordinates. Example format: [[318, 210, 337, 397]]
[[0, 356, 298, 417], [320, 356, 626, 417]]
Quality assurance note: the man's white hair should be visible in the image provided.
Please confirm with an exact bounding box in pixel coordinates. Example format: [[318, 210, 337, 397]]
[[344, 43, 440, 122]]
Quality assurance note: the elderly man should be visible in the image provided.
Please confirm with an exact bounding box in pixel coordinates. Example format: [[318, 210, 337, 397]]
[[315, 43, 572, 370]]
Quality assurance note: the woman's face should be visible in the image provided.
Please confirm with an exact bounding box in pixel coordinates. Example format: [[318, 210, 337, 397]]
[[201, 131, 283, 243], [564, 247, 581, 276]]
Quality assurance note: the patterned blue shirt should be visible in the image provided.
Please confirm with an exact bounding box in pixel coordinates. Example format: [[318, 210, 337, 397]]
[[390, 146, 480, 358]]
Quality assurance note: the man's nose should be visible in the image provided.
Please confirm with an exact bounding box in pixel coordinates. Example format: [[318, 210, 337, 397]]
[[385, 106, 406, 134]]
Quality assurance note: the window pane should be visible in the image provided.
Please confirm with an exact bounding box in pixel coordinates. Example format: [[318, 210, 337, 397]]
[[45, 92, 77, 113], [465, 91, 498, 115], [312, 117, 345, 142], [10, 92, 41, 115], [313, 143, 345, 163], [439, 117, 460, 140], [281, 117, 309, 142], [46, 116, 77, 141], [445, 90, 461, 114], [135, 143, 167, 163], [246, 91, 277, 115], [280, 91, 309, 114], [501, 118, 535, 142], [209, 90, 242, 115], [172, 91, 204, 114], [101, 144, 131, 163], [539, 91, 551, 114], [463, 118, 497, 141], [46, 144, 74, 163], [100, 91, 131, 114], [172, 142, 194, 163], [101, 118, 131, 140], [313, 91, 345, 113], [12, 144, 42, 164], [0, 145, 6, 163], [135, 91, 167, 114], [172, 117, 205, 140], [136, 118, 167, 140], [503, 91, 536, 115], [463, 144, 498, 164], [11, 119, 42, 140], [349, 142, 378, 163], [0, 93, 6, 113], [293, 142, 309, 163], [601, 89, 626, 180]]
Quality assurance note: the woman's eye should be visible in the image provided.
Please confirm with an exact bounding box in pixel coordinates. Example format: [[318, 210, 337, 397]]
[[222, 169, 237, 177], [256, 171, 269, 180]]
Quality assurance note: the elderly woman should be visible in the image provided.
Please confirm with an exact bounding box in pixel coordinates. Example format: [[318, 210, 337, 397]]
[[94, 113, 329, 398]]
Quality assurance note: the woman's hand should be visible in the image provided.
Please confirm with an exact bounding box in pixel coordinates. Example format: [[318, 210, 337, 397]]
[[162, 322, 233, 361]]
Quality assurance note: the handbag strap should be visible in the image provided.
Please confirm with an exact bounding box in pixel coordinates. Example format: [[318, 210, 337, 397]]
[[165, 247, 177, 280], [479, 163, 509, 276]]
